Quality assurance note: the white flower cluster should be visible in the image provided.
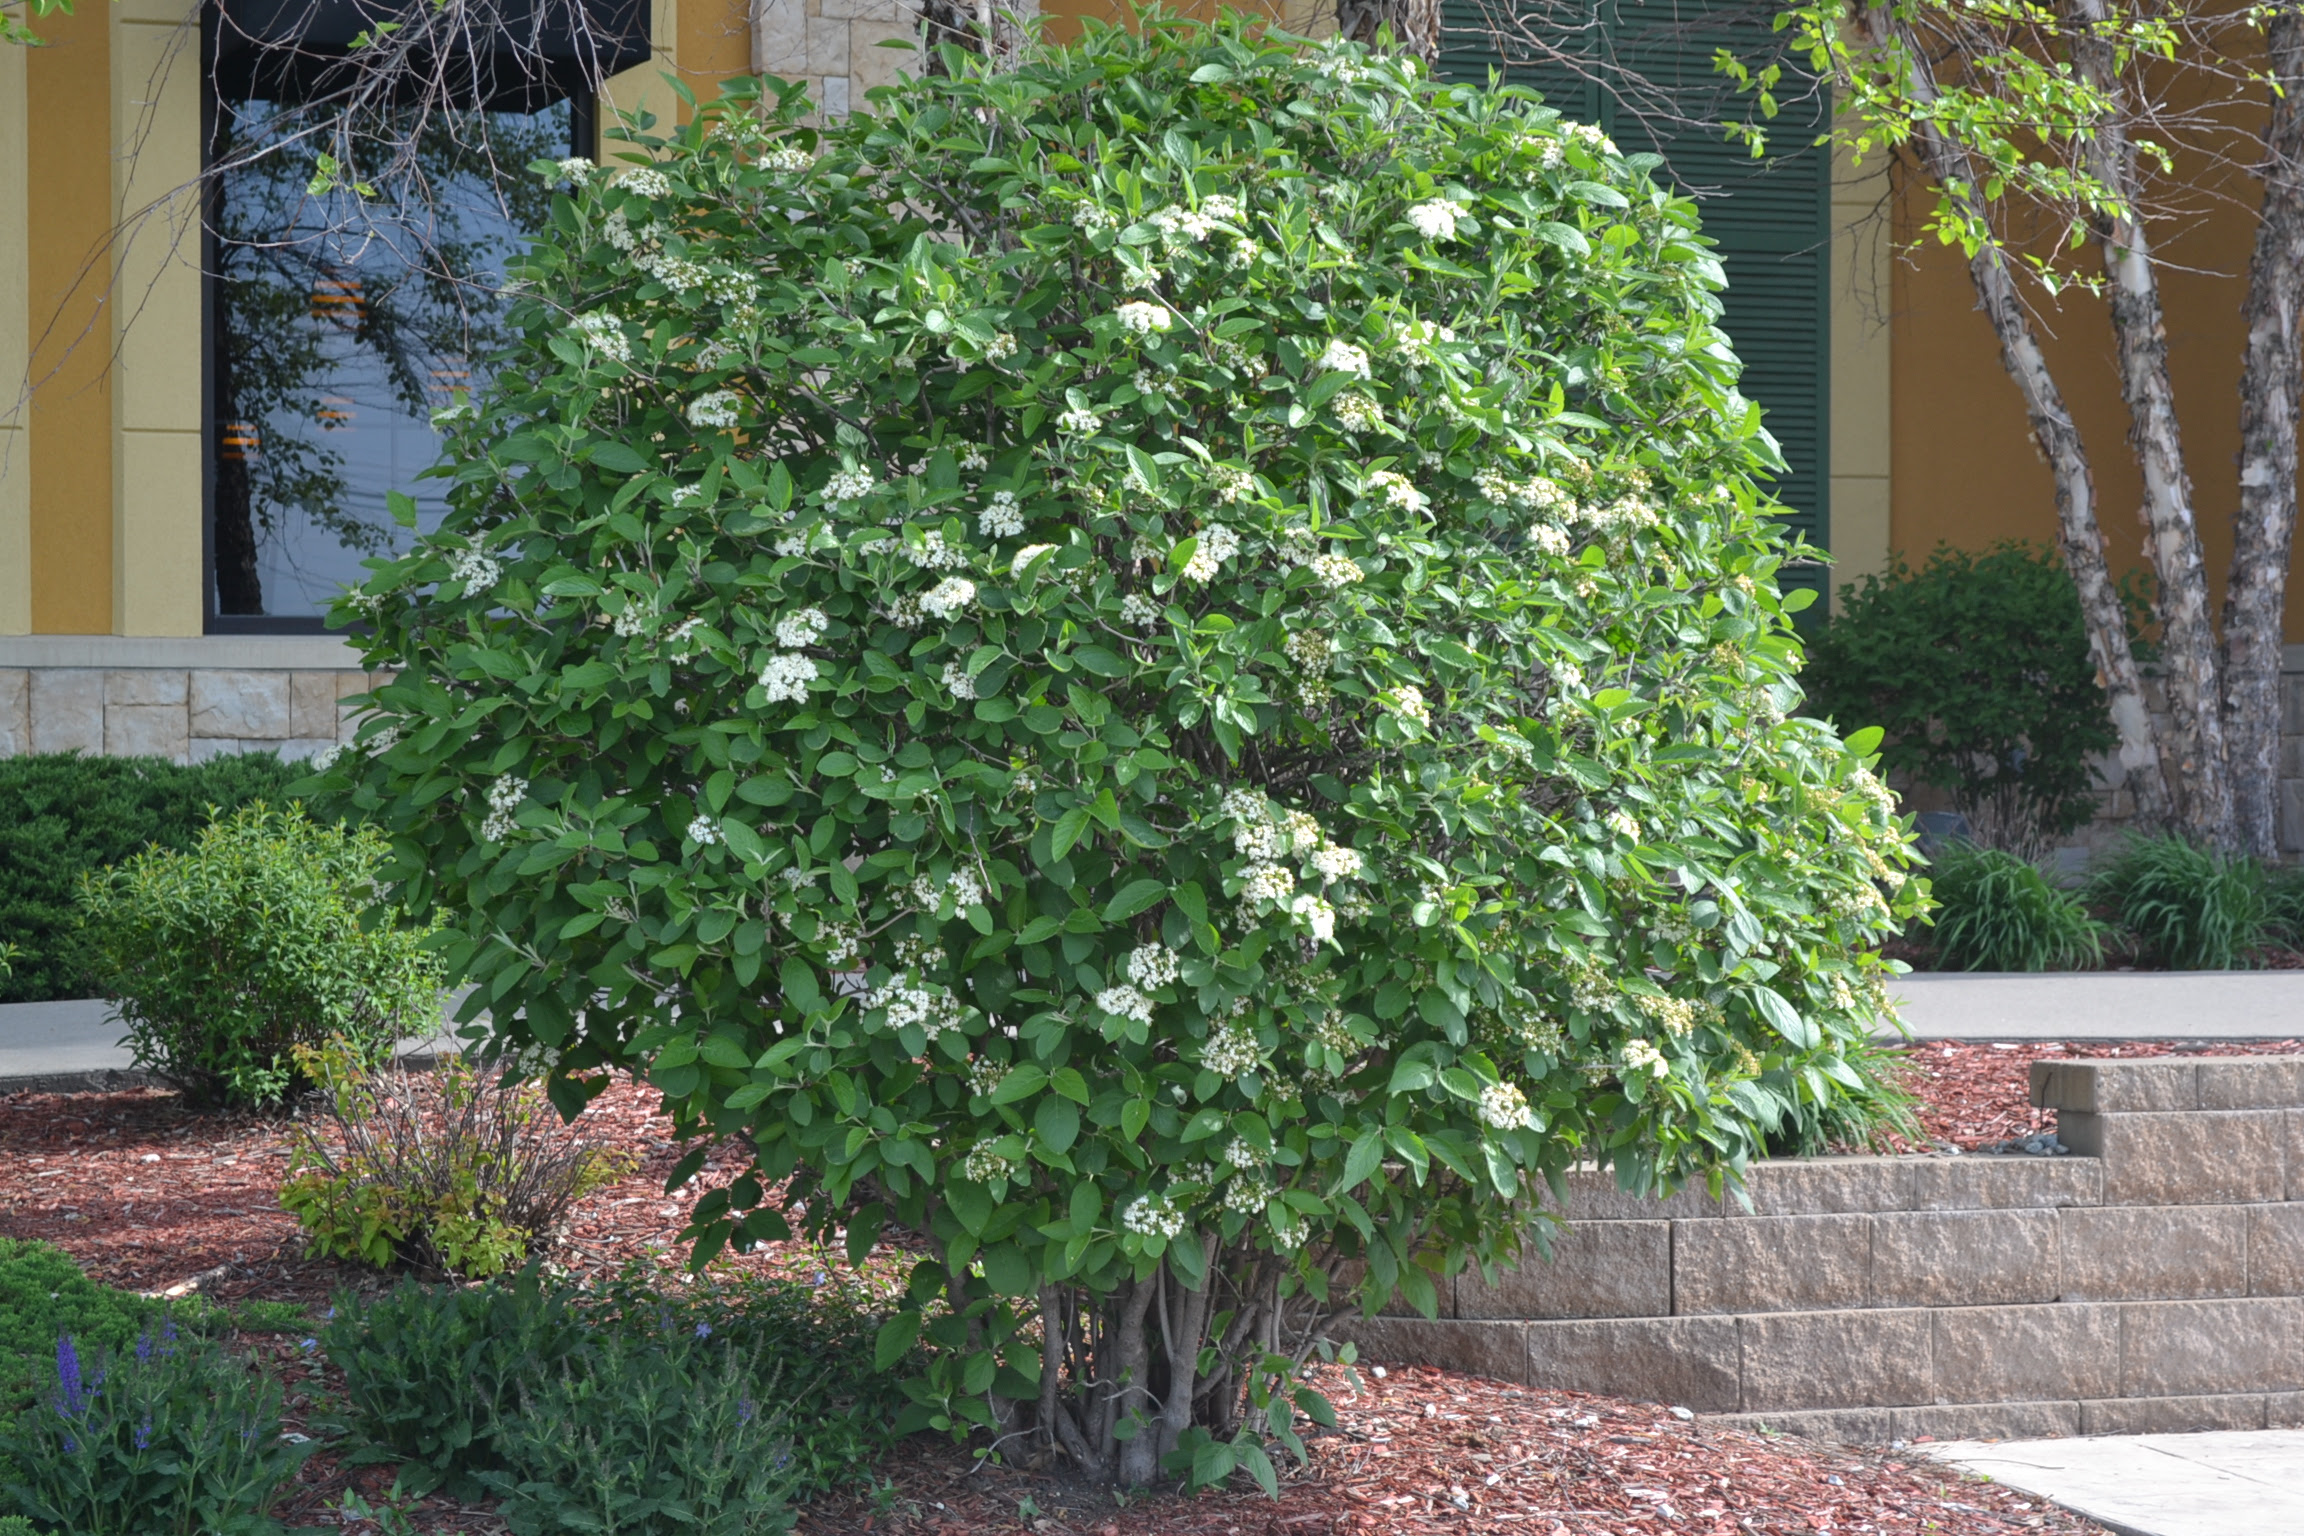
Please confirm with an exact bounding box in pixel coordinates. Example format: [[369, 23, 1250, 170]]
[[554, 156, 595, 184], [1148, 204, 1220, 246], [1123, 1192, 1186, 1240], [1013, 543, 1058, 578], [1201, 1015, 1263, 1077], [1119, 592, 1160, 627], [1605, 808, 1642, 841], [569, 311, 630, 363], [759, 144, 812, 173], [1240, 863, 1295, 902], [613, 605, 654, 638], [1622, 1038, 1670, 1077], [818, 467, 872, 503], [447, 547, 501, 592], [1116, 301, 1173, 335], [1333, 393, 1385, 433], [978, 490, 1024, 538], [1405, 199, 1462, 241], [775, 608, 828, 648], [1283, 629, 1331, 672], [877, 981, 965, 1040], [1072, 202, 1117, 234], [1290, 892, 1337, 942], [687, 815, 721, 846], [758, 651, 817, 704], [1183, 524, 1239, 582], [1308, 843, 1364, 881], [1223, 1174, 1272, 1215], [905, 528, 966, 570], [815, 920, 865, 969], [1058, 406, 1102, 435], [1527, 523, 1571, 558], [688, 390, 741, 429], [480, 774, 527, 842], [941, 661, 975, 699], [1124, 943, 1180, 989], [1211, 465, 1258, 504], [1639, 994, 1698, 1037], [921, 577, 976, 620], [616, 167, 672, 198], [1477, 1080, 1536, 1131], [1095, 985, 1154, 1026], [780, 865, 818, 890], [910, 867, 984, 912], [1384, 685, 1433, 728], [1317, 338, 1372, 378], [1367, 469, 1428, 512], [963, 1141, 1019, 1183], [1394, 317, 1457, 361], [1563, 122, 1618, 157], [966, 1056, 1007, 1098]]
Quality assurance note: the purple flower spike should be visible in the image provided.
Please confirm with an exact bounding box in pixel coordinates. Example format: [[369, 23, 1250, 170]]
[[134, 1415, 153, 1451], [694, 1322, 713, 1339], [54, 1334, 85, 1417]]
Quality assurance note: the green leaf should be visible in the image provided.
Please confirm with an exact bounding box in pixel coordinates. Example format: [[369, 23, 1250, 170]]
[[1103, 878, 1168, 921], [874, 1310, 921, 1371], [1747, 984, 1818, 1048], [1335, 1129, 1384, 1194]]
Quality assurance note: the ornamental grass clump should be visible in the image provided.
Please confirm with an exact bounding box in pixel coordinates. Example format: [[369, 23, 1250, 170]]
[[1924, 841, 2106, 972], [2089, 832, 2274, 971], [309, 15, 1921, 1488]]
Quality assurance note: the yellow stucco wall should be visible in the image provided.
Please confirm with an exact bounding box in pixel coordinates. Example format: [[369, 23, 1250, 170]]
[[1829, 141, 1892, 611], [0, 34, 29, 636]]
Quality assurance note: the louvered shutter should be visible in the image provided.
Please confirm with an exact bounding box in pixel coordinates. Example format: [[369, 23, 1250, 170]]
[[1435, 0, 1832, 602]]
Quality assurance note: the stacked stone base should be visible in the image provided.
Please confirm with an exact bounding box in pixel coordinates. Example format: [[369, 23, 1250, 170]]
[[0, 637, 380, 762], [1345, 1056, 2304, 1443]]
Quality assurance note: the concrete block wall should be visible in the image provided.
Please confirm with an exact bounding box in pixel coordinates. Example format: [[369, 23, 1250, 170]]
[[0, 638, 381, 764], [1344, 1055, 2304, 1443]]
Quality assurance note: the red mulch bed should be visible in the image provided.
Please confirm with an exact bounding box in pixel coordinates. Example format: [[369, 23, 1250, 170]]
[[0, 1070, 2132, 1536], [1886, 1037, 2304, 1150]]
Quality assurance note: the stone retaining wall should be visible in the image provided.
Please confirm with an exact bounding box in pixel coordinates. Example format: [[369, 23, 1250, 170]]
[[1344, 1056, 2304, 1442], [0, 638, 382, 763]]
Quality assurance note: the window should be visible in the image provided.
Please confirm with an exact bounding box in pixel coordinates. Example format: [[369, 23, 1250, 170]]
[[203, 89, 584, 629]]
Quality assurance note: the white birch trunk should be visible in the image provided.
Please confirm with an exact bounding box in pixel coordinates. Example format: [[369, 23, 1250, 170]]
[[1856, 2, 2173, 829], [2226, 10, 2304, 860], [2066, 0, 2235, 847]]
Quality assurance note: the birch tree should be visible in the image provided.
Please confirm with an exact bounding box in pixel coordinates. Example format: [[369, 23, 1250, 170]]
[[1759, 0, 2304, 855]]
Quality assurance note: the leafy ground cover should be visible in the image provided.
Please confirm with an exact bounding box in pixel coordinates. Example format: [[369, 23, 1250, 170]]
[[0, 1076, 2148, 1534]]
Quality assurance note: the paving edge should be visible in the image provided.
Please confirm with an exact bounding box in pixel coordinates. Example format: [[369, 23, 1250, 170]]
[[0, 1051, 452, 1097]]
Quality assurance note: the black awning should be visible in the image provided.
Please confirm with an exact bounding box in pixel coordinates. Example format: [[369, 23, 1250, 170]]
[[209, 0, 652, 111]]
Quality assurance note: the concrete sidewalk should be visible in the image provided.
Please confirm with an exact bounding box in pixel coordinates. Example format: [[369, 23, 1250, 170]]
[[1888, 972, 2304, 1040], [1926, 1430, 2304, 1536], [0, 996, 459, 1092]]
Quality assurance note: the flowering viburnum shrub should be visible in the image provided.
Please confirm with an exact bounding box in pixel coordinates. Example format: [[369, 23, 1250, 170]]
[[309, 16, 1920, 1491]]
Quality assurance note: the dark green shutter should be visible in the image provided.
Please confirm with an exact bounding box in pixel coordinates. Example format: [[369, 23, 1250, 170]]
[[1435, 1, 1832, 595]]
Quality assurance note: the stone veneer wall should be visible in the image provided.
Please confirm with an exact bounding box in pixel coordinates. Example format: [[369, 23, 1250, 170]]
[[1344, 1056, 2304, 1442], [0, 638, 383, 763]]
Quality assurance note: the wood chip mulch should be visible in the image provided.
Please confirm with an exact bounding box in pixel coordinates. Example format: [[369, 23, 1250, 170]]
[[0, 1063, 2154, 1536], [1884, 1037, 2304, 1151]]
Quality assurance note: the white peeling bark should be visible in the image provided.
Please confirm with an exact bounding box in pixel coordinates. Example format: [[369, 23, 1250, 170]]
[[2226, 10, 2304, 859], [2067, 0, 2235, 847], [1855, 2, 2173, 830]]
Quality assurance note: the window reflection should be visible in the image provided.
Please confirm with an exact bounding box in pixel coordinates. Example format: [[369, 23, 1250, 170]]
[[209, 99, 572, 620]]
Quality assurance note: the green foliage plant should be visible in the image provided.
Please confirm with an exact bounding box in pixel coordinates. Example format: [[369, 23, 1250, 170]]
[[308, 16, 1922, 1487], [483, 1327, 798, 1536], [1802, 542, 2119, 855], [1762, 1035, 1925, 1155], [318, 1266, 589, 1501], [0, 1325, 310, 1536], [0, 751, 304, 1003], [0, 1240, 211, 1424], [75, 803, 444, 1107], [2089, 833, 2274, 971], [279, 1039, 634, 1277], [1924, 841, 2106, 972]]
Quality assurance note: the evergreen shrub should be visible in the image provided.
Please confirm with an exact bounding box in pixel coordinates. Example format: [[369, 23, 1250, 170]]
[[308, 16, 1921, 1485], [0, 752, 304, 1003], [76, 804, 444, 1106], [1802, 541, 2120, 855], [0, 1240, 211, 1424]]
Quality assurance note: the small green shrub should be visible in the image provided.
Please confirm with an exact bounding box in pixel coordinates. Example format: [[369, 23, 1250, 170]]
[[0, 1515, 32, 1534], [0, 751, 306, 1003], [321, 1267, 901, 1506], [0, 1325, 310, 1536], [76, 803, 444, 1106], [1804, 542, 2124, 854], [485, 1328, 797, 1536], [1926, 842, 2107, 972], [319, 1266, 589, 1501], [0, 1240, 209, 1422], [280, 1041, 634, 1278], [2090, 833, 2274, 971]]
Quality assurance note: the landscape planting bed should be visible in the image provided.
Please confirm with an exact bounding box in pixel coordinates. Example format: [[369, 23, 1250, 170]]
[[0, 1076, 2111, 1534]]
